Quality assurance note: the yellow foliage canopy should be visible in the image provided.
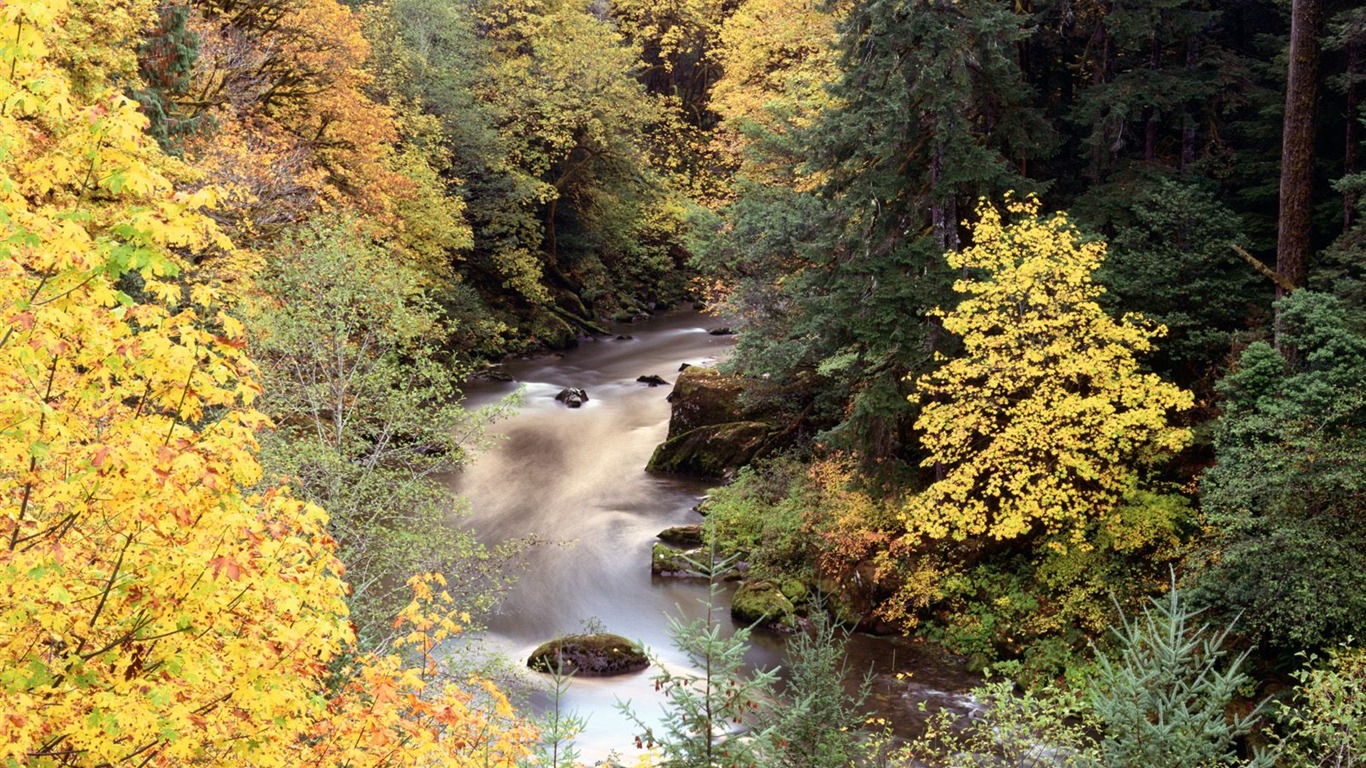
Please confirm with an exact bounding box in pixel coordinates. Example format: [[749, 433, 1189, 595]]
[[184, 0, 407, 237], [902, 197, 1193, 547], [0, 3, 533, 764], [710, 0, 841, 189]]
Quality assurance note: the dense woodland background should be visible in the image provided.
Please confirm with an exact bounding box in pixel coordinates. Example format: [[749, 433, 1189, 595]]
[[2, 0, 1365, 764]]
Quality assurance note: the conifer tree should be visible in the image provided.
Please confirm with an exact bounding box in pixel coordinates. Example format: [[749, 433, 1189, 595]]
[[716, 0, 1053, 460], [133, 3, 207, 153], [620, 554, 777, 768]]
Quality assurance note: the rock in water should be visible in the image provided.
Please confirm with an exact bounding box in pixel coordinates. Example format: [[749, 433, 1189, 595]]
[[637, 374, 669, 387], [527, 634, 649, 677], [652, 542, 706, 576], [731, 579, 799, 631], [555, 387, 589, 408], [656, 524, 704, 548]]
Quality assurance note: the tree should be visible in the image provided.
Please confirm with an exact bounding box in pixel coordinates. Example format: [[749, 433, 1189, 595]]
[[620, 554, 778, 768], [178, 0, 408, 241], [1276, 0, 1323, 305], [755, 608, 869, 768], [250, 216, 527, 648], [1089, 584, 1272, 768], [1, 4, 535, 763], [710, 0, 1053, 461], [1090, 176, 1270, 385], [902, 197, 1192, 547], [890, 585, 1273, 768], [132, 3, 210, 153], [709, 0, 839, 189], [1194, 291, 1366, 652]]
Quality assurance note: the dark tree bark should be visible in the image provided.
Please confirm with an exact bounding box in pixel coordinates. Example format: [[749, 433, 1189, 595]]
[[1347, 35, 1360, 231], [1276, 0, 1323, 301], [1145, 32, 1161, 162], [1180, 35, 1200, 173]]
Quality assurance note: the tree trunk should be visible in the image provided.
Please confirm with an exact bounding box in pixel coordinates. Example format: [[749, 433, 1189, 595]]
[[1275, 0, 1322, 299], [545, 196, 559, 267], [1180, 35, 1199, 173], [1144, 32, 1161, 163], [1346, 36, 1360, 232]]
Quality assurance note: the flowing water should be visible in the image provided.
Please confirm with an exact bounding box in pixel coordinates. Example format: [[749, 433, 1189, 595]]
[[453, 310, 980, 760]]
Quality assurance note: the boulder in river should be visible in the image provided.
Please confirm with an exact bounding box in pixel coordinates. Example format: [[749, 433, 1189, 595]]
[[527, 633, 649, 677], [555, 387, 589, 408], [656, 524, 704, 548], [637, 374, 669, 387], [708, 327, 734, 336], [731, 579, 798, 631]]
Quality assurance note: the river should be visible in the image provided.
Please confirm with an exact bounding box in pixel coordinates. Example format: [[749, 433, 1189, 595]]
[[454, 309, 979, 760]]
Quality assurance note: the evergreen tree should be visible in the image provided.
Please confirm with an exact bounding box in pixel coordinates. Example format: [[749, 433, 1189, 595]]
[[1195, 291, 1366, 652], [716, 0, 1053, 461], [756, 608, 869, 768], [620, 554, 778, 768], [1090, 584, 1273, 768], [132, 3, 208, 153]]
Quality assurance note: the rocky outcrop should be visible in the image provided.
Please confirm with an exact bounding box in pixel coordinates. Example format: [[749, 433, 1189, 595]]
[[648, 421, 771, 477], [648, 368, 777, 478], [527, 634, 649, 677], [660, 368, 746, 438]]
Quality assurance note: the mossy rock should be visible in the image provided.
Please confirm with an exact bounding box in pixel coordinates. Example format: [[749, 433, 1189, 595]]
[[779, 578, 809, 606], [731, 579, 798, 630], [553, 291, 590, 320], [662, 368, 749, 440], [656, 524, 704, 548], [527, 634, 649, 677], [528, 313, 579, 351], [652, 543, 704, 576], [646, 421, 771, 478]]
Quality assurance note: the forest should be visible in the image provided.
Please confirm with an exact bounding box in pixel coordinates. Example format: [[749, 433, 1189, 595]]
[[0, 0, 1364, 764]]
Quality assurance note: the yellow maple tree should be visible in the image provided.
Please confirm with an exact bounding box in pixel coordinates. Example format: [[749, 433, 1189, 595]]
[[0, 3, 533, 764], [183, 0, 408, 238], [709, 0, 841, 190], [901, 197, 1193, 548]]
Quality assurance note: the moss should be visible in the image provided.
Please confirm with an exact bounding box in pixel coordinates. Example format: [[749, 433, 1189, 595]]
[[528, 313, 579, 350], [780, 578, 809, 606], [731, 579, 797, 630], [646, 421, 772, 478], [527, 633, 649, 677], [652, 543, 703, 575]]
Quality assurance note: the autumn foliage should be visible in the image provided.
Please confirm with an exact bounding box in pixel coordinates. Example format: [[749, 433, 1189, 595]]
[[903, 197, 1193, 546], [0, 2, 533, 764]]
